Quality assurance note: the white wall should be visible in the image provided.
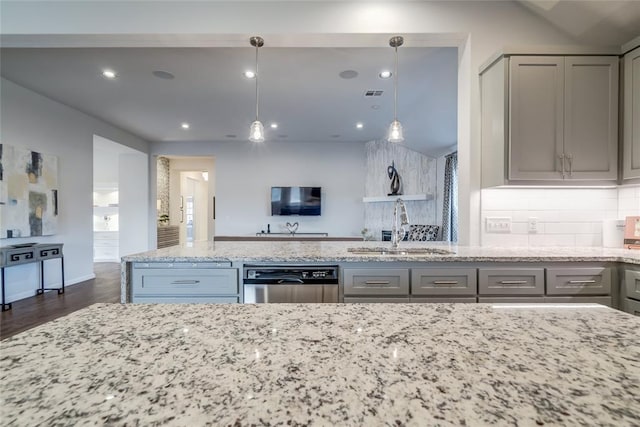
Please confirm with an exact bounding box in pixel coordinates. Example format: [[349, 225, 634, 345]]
[[0, 0, 583, 245], [151, 141, 365, 237], [481, 187, 640, 247], [119, 152, 149, 256], [0, 78, 149, 303]]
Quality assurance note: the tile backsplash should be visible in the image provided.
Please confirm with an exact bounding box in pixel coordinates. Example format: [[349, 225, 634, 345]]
[[481, 186, 640, 247]]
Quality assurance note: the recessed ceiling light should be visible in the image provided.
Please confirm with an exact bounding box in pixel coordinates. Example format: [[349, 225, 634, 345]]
[[102, 69, 117, 79], [270, 123, 278, 129], [244, 70, 256, 79], [379, 70, 392, 79], [152, 70, 175, 80], [356, 123, 364, 129], [339, 70, 358, 79], [181, 122, 190, 129]]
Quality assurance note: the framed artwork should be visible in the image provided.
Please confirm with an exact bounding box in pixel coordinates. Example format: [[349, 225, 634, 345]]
[[0, 144, 59, 238]]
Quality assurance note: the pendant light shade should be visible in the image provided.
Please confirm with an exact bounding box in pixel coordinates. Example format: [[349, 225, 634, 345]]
[[249, 120, 265, 143], [387, 36, 404, 143], [388, 120, 404, 143], [249, 36, 265, 143]]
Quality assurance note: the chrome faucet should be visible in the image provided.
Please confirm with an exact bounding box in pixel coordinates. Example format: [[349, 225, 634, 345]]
[[391, 198, 410, 248]]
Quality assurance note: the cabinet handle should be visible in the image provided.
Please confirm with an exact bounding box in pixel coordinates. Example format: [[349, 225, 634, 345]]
[[558, 153, 565, 178], [433, 280, 459, 285], [171, 280, 200, 285], [364, 280, 391, 285], [499, 280, 528, 285], [568, 280, 596, 284], [567, 154, 573, 177]]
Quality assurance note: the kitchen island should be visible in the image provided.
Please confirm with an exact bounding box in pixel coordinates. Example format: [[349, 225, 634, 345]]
[[121, 241, 640, 305], [1, 302, 638, 425]]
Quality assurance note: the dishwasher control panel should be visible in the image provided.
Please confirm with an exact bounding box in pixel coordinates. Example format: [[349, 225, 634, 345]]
[[244, 265, 339, 284]]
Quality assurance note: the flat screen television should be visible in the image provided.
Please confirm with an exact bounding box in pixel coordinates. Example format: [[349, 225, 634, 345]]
[[271, 186, 321, 216]]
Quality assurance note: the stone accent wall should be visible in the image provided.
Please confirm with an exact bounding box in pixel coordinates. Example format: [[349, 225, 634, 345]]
[[156, 156, 170, 217], [364, 140, 436, 241]]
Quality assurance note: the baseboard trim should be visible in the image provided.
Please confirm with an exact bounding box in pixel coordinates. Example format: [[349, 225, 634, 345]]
[[6, 273, 97, 303]]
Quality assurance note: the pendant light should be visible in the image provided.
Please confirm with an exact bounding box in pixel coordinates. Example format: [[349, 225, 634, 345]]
[[387, 36, 404, 143], [249, 36, 265, 143]]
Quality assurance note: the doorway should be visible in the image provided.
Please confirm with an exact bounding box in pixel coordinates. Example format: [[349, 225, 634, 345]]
[[93, 135, 149, 260], [156, 156, 215, 246]]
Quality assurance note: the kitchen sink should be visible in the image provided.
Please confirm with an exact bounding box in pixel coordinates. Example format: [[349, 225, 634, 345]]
[[347, 247, 454, 255]]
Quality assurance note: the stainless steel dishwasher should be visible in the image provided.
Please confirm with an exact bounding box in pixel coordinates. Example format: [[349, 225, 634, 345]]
[[243, 265, 339, 303]]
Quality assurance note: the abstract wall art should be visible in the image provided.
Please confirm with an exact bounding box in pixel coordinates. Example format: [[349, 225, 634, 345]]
[[0, 144, 59, 238]]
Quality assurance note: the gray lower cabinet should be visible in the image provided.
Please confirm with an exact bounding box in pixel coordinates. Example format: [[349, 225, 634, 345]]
[[625, 269, 640, 300], [623, 267, 640, 316], [344, 297, 410, 303], [411, 268, 477, 296], [478, 297, 546, 304], [546, 267, 611, 295], [132, 262, 239, 303], [625, 298, 640, 316], [411, 297, 476, 303], [478, 268, 544, 296], [343, 268, 409, 297]]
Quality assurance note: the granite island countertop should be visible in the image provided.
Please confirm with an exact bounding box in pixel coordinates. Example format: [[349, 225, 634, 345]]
[[1, 303, 639, 425], [122, 240, 640, 265]]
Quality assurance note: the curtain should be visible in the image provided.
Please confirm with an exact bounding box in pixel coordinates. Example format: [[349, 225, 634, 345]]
[[442, 151, 458, 242]]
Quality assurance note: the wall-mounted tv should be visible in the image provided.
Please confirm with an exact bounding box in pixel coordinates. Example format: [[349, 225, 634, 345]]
[[271, 187, 321, 216]]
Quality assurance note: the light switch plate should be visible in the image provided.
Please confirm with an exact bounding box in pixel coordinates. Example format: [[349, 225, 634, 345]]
[[486, 217, 511, 233], [528, 217, 538, 233]]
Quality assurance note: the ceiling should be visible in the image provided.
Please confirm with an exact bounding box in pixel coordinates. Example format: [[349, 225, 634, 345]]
[[1, 1, 638, 158], [0, 46, 458, 156]]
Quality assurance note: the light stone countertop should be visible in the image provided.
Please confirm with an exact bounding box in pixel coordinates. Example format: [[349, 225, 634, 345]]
[[1, 303, 638, 426], [122, 240, 640, 265], [120, 241, 640, 302]]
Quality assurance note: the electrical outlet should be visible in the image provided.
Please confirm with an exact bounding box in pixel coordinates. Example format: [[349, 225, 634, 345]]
[[486, 217, 511, 233], [528, 217, 538, 234]]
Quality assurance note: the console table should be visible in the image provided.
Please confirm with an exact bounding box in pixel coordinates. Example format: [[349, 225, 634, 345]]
[[0, 243, 65, 311]]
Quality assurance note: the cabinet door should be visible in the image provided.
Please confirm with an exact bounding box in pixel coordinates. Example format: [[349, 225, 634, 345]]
[[478, 268, 544, 296], [132, 268, 238, 296], [343, 297, 410, 303], [564, 56, 618, 180], [411, 268, 477, 296], [625, 269, 640, 300], [623, 47, 640, 180], [509, 56, 564, 180], [546, 267, 611, 296], [343, 268, 409, 296], [410, 297, 476, 303], [624, 298, 640, 316]]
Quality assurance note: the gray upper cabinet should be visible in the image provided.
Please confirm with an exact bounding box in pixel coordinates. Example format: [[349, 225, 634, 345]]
[[563, 57, 619, 180], [481, 55, 619, 186], [623, 47, 640, 181], [509, 56, 565, 180]]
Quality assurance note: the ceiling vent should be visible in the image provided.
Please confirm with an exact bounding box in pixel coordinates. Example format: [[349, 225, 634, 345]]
[[364, 90, 384, 97]]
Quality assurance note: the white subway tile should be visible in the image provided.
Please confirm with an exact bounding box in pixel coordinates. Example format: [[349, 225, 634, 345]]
[[576, 234, 602, 247], [482, 233, 529, 247]]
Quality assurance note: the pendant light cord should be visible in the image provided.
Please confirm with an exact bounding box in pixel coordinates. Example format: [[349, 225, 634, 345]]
[[393, 45, 398, 121], [255, 43, 260, 122]]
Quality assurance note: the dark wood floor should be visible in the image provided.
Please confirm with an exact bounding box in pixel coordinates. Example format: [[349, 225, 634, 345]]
[[0, 262, 121, 340]]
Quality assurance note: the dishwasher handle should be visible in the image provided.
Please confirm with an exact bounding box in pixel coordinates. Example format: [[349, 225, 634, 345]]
[[277, 278, 305, 284]]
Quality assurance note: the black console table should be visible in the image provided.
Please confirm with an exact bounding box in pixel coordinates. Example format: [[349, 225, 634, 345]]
[[0, 243, 65, 311]]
